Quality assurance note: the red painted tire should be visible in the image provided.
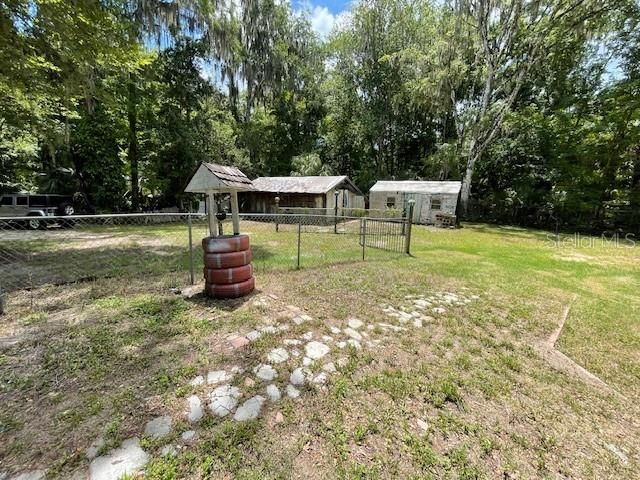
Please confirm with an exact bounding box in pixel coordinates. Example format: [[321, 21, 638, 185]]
[[205, 277, 255, 299], [202, 235, 250, 254], [204, 249, 252, 269], [204, 264, 253, 284]]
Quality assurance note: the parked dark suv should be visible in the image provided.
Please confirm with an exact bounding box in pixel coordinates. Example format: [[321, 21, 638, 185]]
[[0, 193, 76, 229]]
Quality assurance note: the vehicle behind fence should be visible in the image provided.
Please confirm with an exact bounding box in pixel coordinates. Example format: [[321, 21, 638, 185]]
[[0, 210, 413, 311]]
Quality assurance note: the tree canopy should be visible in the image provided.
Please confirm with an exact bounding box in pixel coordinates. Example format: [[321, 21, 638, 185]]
[[1, 0, 638, 232]]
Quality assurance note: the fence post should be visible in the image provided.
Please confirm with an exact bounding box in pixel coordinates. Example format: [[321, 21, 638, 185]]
[[334, 191, 339, 234], [405, 199, 415, 255], [362, 218, 367, 261], [0, 285, 5, 315], [275, 196, 280, 233], [296, 221, 302, 269], [188, 214, 195, 285]]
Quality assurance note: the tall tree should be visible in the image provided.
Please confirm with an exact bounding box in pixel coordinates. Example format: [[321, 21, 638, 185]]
[[454, 0, 613, 215]]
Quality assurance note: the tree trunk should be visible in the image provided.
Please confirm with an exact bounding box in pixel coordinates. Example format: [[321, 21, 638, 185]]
[[460, 139, 479, 216], [127, 77, 140, 212]]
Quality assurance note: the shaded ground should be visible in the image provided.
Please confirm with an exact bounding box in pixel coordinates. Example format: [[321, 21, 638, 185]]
[[0, 223, 638, 479]]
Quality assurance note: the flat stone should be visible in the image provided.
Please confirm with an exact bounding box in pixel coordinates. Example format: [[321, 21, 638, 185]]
[[301, 331, 314, 341], [86, 437, 105, 460], [181, 430, 196, 443], [336, 357, 349, 368], [286, 384, 301, 398], [344, 328, 362, 341], [336, 341, 347, 349], [292, 316, 305, 325], [277, 324, 290, 331], [347, 318, 364, 329], [312, 372, 328, 384], [244, 377, 256, 387], [330, 326, 342, 335], [606, 443, 628, 464], [207, 370, 231, 385], [208, 385, 241, 417], [144, 416, 172, 440], [229, 336, 250, 349], [160, 444, 177, 456], [347, 339, 361, 349], [186, 395, 203, 423], [246, 330, 262, 341], [291, 349, 301, 357], [290, 368, 306, 386], [254, 364, 278, 381], [266, 384, 281, 401], [267, 347, 290, 364], [89, 438, 149, 480], [305, 341, 330, 359], [260, 325, 278, 334], [11, 472, 46, 480], [417, 419, 429, 431], [322, 362, 337, 373], [234, 395, 266, 421], [322, 335, 334, 343], [413, 318, 423, 328], [189, 375, 204, 386], [432, 307, 446, 314], [284, 339, 302, 346], [302, 356, 313, 366], [274, 411, 285, 424]]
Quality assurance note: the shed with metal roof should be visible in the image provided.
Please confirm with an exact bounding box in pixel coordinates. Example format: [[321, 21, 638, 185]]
[[240, 176, 365, 214], [369, 180, 461, 224]]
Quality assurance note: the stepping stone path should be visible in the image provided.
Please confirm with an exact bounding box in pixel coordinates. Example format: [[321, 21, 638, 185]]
[[186, 395, 204, 423], [10, 472, 46, 480], [207, 370, 232, 384], [89, 438, 149, 480], [71, 290, 479, 480], [290, 368, 306, 386], [209, 385, 241, 417], [266, 384, 281, 401], [305, 341, 330, 360], [254, 364, 278, 381], [144, 416, 172, 440], [234, 395, 266, 421], [267, 347, 290, 363]]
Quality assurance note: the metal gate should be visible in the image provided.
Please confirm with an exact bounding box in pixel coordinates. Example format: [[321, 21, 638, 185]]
[[360, 217, 408, 254]]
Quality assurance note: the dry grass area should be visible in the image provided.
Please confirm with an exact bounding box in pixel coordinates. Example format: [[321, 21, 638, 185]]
[[0, 223, 638, 479]]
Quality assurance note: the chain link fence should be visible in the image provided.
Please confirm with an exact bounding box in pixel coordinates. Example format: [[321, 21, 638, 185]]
[[0, 211, 412, 312]]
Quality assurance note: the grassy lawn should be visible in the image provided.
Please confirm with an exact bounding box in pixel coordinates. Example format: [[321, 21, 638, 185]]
[[0, 222, 638, 479]]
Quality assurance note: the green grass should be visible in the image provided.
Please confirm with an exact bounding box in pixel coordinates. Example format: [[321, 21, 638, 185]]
[[1, 221, 639, 478]]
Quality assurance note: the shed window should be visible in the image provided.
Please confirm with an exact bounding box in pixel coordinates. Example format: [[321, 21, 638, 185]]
[[386, 196, 396, 208], [431, 197, 442, 210]]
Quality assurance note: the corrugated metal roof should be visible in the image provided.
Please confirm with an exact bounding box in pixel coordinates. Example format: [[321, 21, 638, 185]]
[[184, 163, 254, 192], [202, 163, 254, 190], [252, 176, 351, 194], [370, 181, 462, 195]]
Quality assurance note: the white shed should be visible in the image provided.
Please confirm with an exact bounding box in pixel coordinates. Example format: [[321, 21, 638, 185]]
[[369, 181, 462, 224]]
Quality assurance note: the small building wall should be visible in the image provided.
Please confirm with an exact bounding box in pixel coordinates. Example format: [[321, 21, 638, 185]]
[[326, 188, 365, 214], [239, 192, 325, 213], [369, 190, 458, 224]]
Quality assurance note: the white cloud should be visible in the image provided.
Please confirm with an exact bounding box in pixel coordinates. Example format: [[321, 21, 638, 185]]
[[309, 5, 336, 39]]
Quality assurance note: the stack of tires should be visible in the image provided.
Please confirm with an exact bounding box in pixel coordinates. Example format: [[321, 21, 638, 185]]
[[202, 234, 255, 299]]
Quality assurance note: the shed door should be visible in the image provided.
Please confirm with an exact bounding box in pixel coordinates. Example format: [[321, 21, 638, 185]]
[[417, 195, 430, 224]]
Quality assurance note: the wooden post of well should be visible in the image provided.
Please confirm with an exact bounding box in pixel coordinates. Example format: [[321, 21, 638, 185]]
[[230, 190, 240, 235]]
